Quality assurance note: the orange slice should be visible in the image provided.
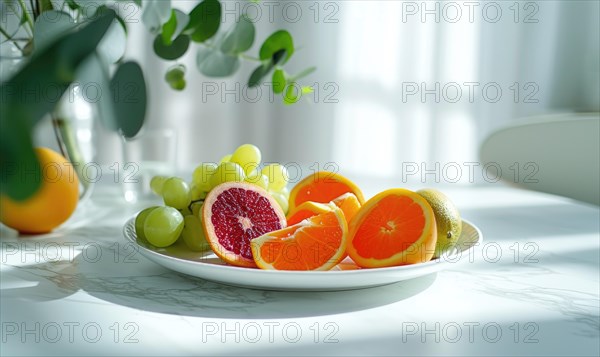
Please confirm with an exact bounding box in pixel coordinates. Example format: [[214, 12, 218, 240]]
[[286, 201, 332, 226], [288, 171, 364, 212], [331, 192, 361, 223], [251, 205, 348, 271], [286, 192, 361, 226], [347, 188, 438, 268]]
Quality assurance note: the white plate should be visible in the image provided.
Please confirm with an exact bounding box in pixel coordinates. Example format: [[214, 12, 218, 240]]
[[123, 218, 482, 291]]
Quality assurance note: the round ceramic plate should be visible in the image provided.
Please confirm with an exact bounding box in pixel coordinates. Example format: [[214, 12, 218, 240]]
[[123, 218, 482, 291]]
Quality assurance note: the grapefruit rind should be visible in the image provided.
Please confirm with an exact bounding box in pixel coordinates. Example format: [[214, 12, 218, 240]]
[[202, 182, 286, 268], [251, 204, 348, 271], [347, 188, 438, 268], [288, 171, 365, 212]]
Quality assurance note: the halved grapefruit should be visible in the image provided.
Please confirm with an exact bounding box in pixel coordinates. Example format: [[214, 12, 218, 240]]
[[202, 182, 286, 267]]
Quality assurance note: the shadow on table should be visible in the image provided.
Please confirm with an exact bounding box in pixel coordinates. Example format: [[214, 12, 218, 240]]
[[2, 238, 437, 319], [81, 272, 437, 319]]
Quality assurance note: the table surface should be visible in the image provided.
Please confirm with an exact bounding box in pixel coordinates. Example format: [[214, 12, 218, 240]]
[[1, 180, 599, 356]]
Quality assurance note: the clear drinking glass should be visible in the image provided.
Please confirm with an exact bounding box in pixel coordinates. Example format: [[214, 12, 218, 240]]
[[121, 129, 177, 203]]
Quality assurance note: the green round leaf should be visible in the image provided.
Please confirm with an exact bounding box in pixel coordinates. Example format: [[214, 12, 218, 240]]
[[196, 47, 240, 77], [142, 0, 172, 34], [283, 82, 301, 105], [259, 30, 294, 64], [165, 65, 186, 83], [221, 15, 255, 54], [98, 21, 126, 64], [110, 62, 147, 138], [162, 9, 189, 45], [272, 69, 286, 94], [33, 11, 76, 53], [248, 65, 267, 87], [169, 79, 186, 91], [76, 54, 117, 131], [153, 34, 190, 60], [165, 65, 187, 90], [247, 49, 286, 87], [185, 0, 221, 43]]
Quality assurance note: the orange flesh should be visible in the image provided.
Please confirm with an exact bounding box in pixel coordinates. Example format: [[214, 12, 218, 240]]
[[286, 209, 319, 226], [332, 193, 361, 222], [352, 195, 426, 259], [256, 210, 344, 270], [293, 180, 355, 208]]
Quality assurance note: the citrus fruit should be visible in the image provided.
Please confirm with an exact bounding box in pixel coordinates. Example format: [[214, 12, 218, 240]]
[[286, 201, 332, 226], [347, 188, 438, 268], [417, 188, 462, 259], [251, 205, 348, 271], [0, 147, 79, 234], [286, 192, 361, 226], [202, 182, 286, 267], [288, 171, 365, 212], [331, 192, 361, 222]]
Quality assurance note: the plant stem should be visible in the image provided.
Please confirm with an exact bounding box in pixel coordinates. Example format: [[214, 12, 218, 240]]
[[0, 26, 24, 51], [17, 0, 35, 32], [30, 0, 37, 19], [0, 26, 12, 39], [240, 53, 261, 62]]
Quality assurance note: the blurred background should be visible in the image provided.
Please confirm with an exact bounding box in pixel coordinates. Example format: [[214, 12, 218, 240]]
[[40, 0, 600, 183]]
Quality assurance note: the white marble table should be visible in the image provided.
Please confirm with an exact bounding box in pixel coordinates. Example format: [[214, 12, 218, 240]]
[[1, 181, 599, 356]]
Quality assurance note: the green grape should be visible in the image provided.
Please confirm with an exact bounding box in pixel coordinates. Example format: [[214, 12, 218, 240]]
[[179, 207, 192, 216], [181, 215, 211, 252], [135, 206, 159, 241], [191, 201, 203, 218], [270, 191, 289, 214], [210, 162, 245, 189], [262, 163, 289, 191], [244, 170, 269, 190], [150, 176, 168, 195], [192, 162, 217, 192], [280, 186, 290, 199], [219, 154, 232, 164], [144, 207, 184, 247], [231, 144, 262, 174], [162, 177, 191, 209], [190, 184, 207, 201]]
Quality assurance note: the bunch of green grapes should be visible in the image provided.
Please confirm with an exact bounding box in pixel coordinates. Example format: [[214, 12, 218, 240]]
[[135, 144, 290, 250], [134, 175, 210, 251], [191, 144, 290, 213]]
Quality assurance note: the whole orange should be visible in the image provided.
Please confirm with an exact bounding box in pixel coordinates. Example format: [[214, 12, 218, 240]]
[[1, 148, 80, 234]]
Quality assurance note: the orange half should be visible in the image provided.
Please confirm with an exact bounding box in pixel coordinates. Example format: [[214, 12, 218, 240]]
[[288, 171, 364, 212], [251, 205, 348, 271], [347, 188, 438, 268]]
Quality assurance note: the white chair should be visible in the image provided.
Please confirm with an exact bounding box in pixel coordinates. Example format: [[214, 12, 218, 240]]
[[480, 113, 600, 205]]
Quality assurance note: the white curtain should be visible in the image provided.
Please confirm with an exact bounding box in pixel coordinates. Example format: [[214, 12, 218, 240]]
[[94, 0, 599, 181]]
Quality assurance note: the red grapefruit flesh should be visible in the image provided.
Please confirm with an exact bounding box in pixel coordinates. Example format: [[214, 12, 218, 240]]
[[202, 182, 286, 267]]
